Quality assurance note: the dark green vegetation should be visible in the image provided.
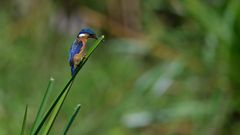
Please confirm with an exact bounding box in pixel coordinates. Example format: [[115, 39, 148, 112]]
[[0, 0, 240, 135]]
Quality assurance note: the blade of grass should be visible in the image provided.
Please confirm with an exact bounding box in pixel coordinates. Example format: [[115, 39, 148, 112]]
[[30, 77, 55, 134], [32, 75, 75, 135], [32, 35, 104, 135], [86, 35, 105, 57], [63, 104, 81, 135], [20, 105, 28, 135], [42, 81, 74, 135]]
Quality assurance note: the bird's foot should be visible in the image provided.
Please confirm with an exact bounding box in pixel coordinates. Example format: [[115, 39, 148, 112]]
[[81, 53, 86, 60]]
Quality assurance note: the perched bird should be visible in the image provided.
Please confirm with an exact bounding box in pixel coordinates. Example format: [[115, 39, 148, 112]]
[[68, 28, 97, 76]]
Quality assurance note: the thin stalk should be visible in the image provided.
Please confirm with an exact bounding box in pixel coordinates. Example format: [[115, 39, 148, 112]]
[[63, 104, 81, 135], [20, 105, 28, 135], [30, 77, 54, 134], [42, 81, 74, 135]]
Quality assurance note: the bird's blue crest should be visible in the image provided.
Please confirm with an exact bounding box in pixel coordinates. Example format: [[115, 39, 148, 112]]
[[78, 28, 96, 36]]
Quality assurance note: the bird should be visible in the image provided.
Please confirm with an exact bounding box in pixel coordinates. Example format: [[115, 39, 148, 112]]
[[68, 28, 97, 76]]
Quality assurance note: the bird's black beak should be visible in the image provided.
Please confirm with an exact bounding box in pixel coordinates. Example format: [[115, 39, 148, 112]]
[[89, 34, 98, 39]]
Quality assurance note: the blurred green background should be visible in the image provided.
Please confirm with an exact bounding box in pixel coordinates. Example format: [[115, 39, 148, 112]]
[[1, 0, 240, 134]]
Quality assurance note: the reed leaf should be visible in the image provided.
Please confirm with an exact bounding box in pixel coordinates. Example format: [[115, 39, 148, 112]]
[[63, 104, 81, 135], [20, 105, 28, 135]]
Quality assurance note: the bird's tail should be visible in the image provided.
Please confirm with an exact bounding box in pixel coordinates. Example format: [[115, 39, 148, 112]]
[[71, 65, 75, 76]]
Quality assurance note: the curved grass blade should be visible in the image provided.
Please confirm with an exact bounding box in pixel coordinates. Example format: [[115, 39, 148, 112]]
[[32, 76, 74, 135], [63, 104, 81, 135], [30, 77, 54, 134], [32, 35, 104, 135], [20, 105, 28, 135], [42, 82, 74, 135]]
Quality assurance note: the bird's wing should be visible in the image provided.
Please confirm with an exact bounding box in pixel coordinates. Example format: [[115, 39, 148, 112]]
[[68, 40, 82, 65]]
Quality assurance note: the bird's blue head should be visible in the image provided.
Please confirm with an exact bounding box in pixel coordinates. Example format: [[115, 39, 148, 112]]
[[78, 28, 97, 39]]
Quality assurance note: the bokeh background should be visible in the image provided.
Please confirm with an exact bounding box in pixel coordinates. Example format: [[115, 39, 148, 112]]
[[0, 0, 240, 134]]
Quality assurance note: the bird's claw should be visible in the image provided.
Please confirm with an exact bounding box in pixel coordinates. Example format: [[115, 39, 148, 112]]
[[80, 54, 86, 61]]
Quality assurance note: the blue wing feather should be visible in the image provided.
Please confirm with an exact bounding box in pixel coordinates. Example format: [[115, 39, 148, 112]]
[[68, 39, 83, 75], [71, 65, 75, 76]]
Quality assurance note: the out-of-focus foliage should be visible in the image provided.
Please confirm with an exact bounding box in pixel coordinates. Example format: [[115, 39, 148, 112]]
[[0, 0, 240, 135]]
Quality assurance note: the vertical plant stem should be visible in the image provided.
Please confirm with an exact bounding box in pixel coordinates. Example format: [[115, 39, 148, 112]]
[[20, 105, 28, 135], [42, 81, 74, 135], [63, 104, 81, 135], [30, 77, 55, 135]]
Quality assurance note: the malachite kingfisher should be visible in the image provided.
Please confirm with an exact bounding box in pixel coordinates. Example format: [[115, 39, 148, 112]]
[[68, 28, 97, 76]]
